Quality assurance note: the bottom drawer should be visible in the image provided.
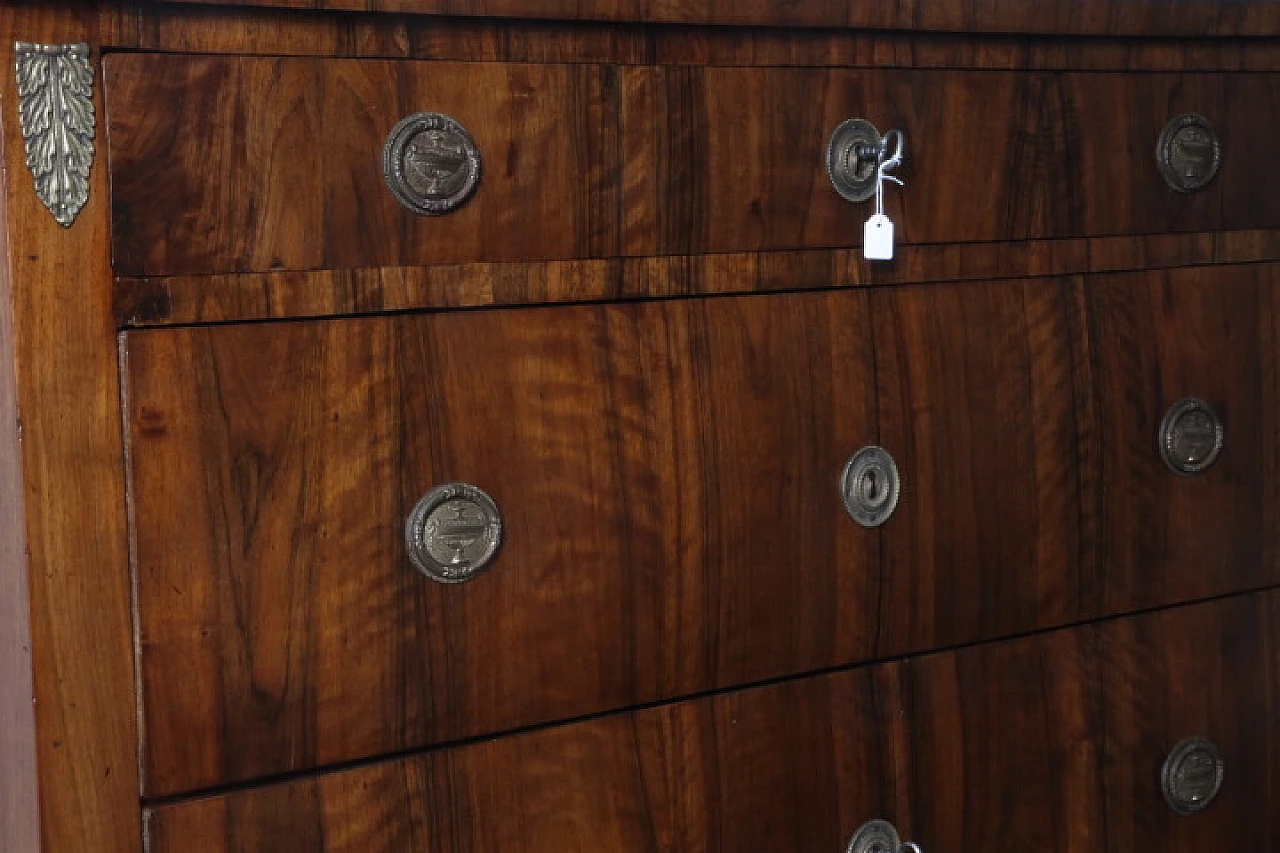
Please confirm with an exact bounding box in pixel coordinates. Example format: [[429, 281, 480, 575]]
[[145, 590, 1279, 852]]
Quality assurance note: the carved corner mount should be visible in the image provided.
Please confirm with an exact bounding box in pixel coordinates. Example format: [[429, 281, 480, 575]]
[[14, 42, 95, 228]]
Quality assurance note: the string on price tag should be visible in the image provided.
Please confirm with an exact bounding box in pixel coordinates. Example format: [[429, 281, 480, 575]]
[[864, 130, 904, 261]]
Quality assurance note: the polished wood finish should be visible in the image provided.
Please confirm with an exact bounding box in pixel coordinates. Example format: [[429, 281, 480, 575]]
[[125, 265, 1280, 796], [105, 54, 620, 277], [116, 231, 1280, 327], [143, 589, 1280, 852], [1085, 264, 1280, 614], [98, 6, 1280, 73], [622, 69, 1256, 257], [160, 0, 1280, 38], [0, 1, 1273, 849], [107, 54, 1280, 278], [872, 277, 1089, 652], [124, 290, 879, 796], [0, 12, 143, 853]]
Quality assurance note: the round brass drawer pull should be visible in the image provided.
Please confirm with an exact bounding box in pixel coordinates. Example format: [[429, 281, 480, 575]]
[[1159, 397, 1224, 476], [405, 483, 503, 583], [1162, 736, 1225, 815], [1156, 113, 1221, 194], [383, 111, 482, 215], [846, 819, 922, 853], [841, 445, 901, 528]]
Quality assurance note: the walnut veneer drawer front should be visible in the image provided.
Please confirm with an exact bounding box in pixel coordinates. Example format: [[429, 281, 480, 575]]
[[621, 69, 1262, 255], [123, 266, 1280, 797], [103, 54, 619, 276], [105, 53, 1280, 277], [142, 590, 1280, 852], [124, 290, 879, 796]]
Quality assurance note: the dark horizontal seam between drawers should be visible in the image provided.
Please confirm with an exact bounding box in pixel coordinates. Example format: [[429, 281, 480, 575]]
[[140, 578, 1280, 810], [113, 227, 1280, 285], [114, 245, 1280, 332]]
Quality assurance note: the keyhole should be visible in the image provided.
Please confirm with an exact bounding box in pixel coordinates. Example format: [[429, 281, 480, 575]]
[[861, 469, 882, 505]]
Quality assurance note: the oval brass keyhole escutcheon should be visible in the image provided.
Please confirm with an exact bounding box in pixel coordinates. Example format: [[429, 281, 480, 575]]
[[1157, 113, 1222, 194], [1159, 397, 1224, 476], [842, 446, 901, 528], [1162, 736, 1225, 815], [405, 483, 503, 583]]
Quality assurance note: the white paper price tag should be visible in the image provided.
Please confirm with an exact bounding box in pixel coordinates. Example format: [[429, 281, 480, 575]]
[[864, 213, 895, 260]]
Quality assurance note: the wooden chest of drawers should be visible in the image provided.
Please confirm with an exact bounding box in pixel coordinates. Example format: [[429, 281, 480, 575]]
[[2, 2, 1280, 851]]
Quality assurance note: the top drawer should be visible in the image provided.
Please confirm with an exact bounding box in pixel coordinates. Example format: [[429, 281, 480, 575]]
[[103, 54, 1280, 278], [103, 55, 621, 276]]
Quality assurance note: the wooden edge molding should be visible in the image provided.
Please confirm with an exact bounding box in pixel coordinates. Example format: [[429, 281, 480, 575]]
[[88, 4, 1280, 72], [154, 0, 1280, 39], [0, 16, 143, 853], [115, 230, 1280, 328]]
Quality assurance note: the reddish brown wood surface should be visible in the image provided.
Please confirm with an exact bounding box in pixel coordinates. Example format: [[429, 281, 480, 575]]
[[143, 589, 1280, 852], [622, 69, 1256, 256], [104, 53, 619, 277], [0, 12, 143, 853], [1085, 264, 1280, 614], [96, 5, 1280, 73], [116, 231, 1280, 328], [125, 265, 1280, 796], [124, 290, 880, 796], [106, 56, 1280, 277], [156, 0, 1280, 37], [872, 278, 1090, 652]]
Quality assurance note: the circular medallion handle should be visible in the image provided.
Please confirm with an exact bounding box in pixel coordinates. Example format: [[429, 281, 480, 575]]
[[383, 112, 482, 215], [405, 483, 503, 583], [845, 819, 922, 853], [841, 446, 901, 528], [1156, 113, 1222, 194], [1159, 397, 1224, 476], [1161, 736, 1225, 815]]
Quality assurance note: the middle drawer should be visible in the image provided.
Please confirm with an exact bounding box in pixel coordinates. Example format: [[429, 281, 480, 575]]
[[123, 266, 1280, 797]]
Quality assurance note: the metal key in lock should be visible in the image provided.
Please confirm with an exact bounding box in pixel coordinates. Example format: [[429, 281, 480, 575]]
[[825, 121, 906, 261]]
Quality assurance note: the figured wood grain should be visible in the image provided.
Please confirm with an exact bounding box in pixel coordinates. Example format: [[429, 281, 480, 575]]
[[123, 290, 880, 796], [107, 56, 1280, 278], [115, 231, 1280, 327], [872, 277, 1091, 653], [0, 13, 143, 853], [622, 69, 1268, 257], [143, 590, 1280, 852], [158, 0, 1280, 38], [104, 53, 620, 277], [1084, 264, 1280, 614], [99, 4, 1280, 73]]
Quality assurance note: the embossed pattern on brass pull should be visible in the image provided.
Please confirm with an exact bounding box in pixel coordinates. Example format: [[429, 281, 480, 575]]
[[1162, 736, 1225, 815], [1157, 113, 1221, 194], [1159, 397, 1224, 476], [383, 112, 482, 215], [827, 119, 893, 203], [405, 483, 503, 583], [841, 446, 901, 528], [846, 819, 923, 853]]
